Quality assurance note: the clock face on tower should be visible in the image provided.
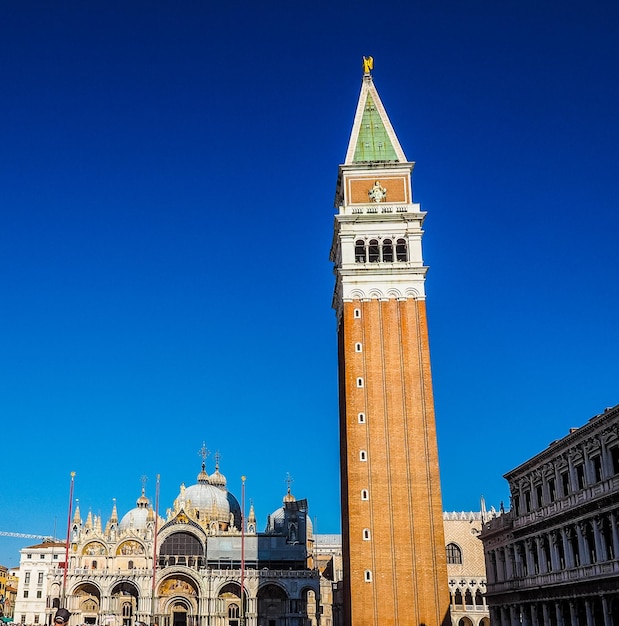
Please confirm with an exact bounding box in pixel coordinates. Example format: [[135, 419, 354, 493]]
[[368, 180, 387, 203]]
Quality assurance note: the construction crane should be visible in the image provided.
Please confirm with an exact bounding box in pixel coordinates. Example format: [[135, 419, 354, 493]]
[[0, 531, 60, 541]]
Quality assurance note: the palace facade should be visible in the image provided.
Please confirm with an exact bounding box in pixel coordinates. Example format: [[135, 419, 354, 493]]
[[480, 403, 619, 626]]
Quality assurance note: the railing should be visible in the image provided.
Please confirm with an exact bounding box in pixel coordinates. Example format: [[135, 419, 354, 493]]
[[483, 475, 619, 533], [487, 559, 619, 594], [347, 204, 419, 215]]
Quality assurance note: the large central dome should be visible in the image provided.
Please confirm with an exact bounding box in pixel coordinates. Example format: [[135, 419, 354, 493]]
[[174, 460, 241, 530]]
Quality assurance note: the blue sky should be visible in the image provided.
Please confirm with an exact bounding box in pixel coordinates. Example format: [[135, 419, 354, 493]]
[[1, 1, 618, 566]]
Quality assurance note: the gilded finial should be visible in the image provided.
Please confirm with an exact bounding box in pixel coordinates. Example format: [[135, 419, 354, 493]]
[[363, 56, 374, 75]]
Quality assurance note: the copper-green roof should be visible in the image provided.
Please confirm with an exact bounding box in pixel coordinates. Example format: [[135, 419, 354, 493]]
[[352, 94, 399, 162]]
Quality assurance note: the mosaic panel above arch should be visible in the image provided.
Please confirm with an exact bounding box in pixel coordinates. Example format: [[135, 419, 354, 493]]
[[117, 540, 145, 556], [83, 542, 107, 556], [159, 576, 198, 597]]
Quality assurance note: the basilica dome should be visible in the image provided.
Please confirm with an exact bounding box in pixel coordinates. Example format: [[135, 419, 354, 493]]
[[266, 487, 312, 538], [176, 462, 241, 528], [119, 488, 161, 531]]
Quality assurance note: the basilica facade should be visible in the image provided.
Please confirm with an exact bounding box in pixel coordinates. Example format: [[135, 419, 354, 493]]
[[29, 458, 319, 626]]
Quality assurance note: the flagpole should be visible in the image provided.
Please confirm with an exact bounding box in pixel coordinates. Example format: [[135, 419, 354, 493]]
[[151, 474, 160, 626], [62, 472, 75, 605], [240, 476, 246, 626]]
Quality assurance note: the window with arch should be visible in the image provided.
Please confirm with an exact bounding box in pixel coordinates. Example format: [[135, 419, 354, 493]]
[[361, 489, 369, 500], [359, 450, 367, 461], [368, 239, 380, 262], [128, 560, 134, 569], [475, 589, 484, 606], [446, 543, 462, 565], [355, 342, 362, 352], [464, 590, 473, 606], [364, 570, 372, 582], [363, 528, 371, 541], [353, 238, 408, 264], [396, 238, 407, 261], [354, 308, 361, 318], [355, 240, 366, 262], [92, 560, 97, 570], [454, 589, 463, 605], [358, 413, 366, 423], [228, 604, 240, 619]]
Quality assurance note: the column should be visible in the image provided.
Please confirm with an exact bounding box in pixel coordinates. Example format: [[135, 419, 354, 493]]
[[584, 599, 594, 626], [497, 549, 506, 583], [576, 522, 590, 566], [521, 604, 532, 626], [561, 527, 574, 569], [490, 606, 501, 626], [610, 511, 619, 560], [506, 546, 515, 580], [535, 536, 547, 574], [500, 606, 510, 626], [555, 601, 564, 626], [600, 437, 611, 479], [541, 603, 550, 625], [602, 596, 612, 626], [486, 550, 497, 585], [567, 455, 578, 493], [525, 538, 536, 576], [569, 601, 577, 626], [509, 605, 520, 626], [530, 603, 539, 626], [593, 516, 607, 562], [549, 531, 560, 571]]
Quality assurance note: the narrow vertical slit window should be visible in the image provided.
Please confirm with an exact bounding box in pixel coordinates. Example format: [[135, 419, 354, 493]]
[[364, 570, 372, 582], [363, 529, 371, 541], [359, 450, 367, 461], [357, 377, 364, 388], [361, 489, 369, 500], [358, 413, 366, 423], [355, 343, 362, 352], [354, 308, 361, 319]]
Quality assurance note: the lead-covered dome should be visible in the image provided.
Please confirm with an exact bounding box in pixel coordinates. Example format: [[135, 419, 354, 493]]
[[175, 461, 241, 529], [119, 488, 160, 531]]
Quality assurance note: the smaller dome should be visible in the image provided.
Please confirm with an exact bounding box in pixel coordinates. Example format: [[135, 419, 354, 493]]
[[209, 464, 227, 488], [119, 488, 158, 532], [119, 507, 150, 531], [266, 487, 297, 533]]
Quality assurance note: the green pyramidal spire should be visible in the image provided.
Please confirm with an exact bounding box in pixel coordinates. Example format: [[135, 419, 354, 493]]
[[353, 94, 399, 162], [345, 70, 408, 165]]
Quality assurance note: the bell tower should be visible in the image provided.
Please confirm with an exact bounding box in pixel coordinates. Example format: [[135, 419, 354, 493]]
[[330, 61, 450, 626]]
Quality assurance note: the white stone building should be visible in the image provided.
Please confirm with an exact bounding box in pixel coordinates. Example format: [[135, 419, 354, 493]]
[[13, 541, 66, 625]]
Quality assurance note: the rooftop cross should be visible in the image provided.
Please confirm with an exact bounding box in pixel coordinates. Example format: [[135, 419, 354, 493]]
[[198, 442, 210, 468]]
